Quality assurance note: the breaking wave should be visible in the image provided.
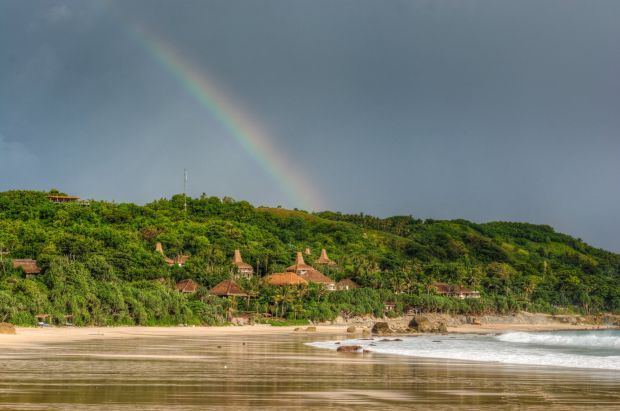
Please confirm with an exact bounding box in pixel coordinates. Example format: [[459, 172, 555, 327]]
[[496, 331, 620, 349], [307, 330, 620, 371]]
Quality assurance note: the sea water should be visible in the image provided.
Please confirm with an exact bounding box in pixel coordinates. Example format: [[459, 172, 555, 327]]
[[307, 330, 620, 371]]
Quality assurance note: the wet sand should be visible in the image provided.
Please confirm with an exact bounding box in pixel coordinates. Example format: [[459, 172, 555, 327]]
[[1, 326, 619, 410]]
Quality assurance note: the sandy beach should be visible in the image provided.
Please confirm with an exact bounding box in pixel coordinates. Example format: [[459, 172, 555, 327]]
[[0, 321, 614, 349], [1, 322, 619, 410]]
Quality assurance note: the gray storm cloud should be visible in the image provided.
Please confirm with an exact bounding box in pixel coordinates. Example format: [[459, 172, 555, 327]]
[[1, 0, 619, 251]]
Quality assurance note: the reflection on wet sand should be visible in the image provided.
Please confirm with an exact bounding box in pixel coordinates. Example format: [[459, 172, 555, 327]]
[[0, 331, 618, 410]]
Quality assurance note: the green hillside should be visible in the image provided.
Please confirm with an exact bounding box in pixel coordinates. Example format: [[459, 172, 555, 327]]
[[0, 190, 618, 326]]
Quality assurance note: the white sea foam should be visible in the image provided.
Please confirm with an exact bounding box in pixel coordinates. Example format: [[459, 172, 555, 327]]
[[307, 331, 620, 371], [495, 331, 620, 349]]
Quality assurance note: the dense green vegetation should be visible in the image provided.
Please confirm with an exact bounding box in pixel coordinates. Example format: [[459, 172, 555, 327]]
[[0, 190, 618, 326]]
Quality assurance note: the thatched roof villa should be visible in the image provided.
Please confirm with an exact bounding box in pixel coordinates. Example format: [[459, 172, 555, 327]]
[[12, 259, 41, 277], [433, 282, 480, 299], [264, 272, 308, 286], [155, 242, 189, 267], [286, 252, 315, 275], [176, 279, 198, 293], [336, 278, 359, 291], [286, 252, 335, 290], [210, 280, 249, 298], [232, 249, 254, 278], [47, 195, 80, 203], [316, 249, 337, 266]]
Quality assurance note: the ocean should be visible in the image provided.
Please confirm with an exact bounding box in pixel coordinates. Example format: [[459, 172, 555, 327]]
[[307, 330, 620, 371]]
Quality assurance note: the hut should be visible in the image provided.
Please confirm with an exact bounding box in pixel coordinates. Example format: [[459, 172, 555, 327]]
[[47, 195, 80, 203], [232, 249, 254, 279], [35, 314, 50, 326], [451, 285, 481, 299], [286, 252, 335, 290], [384, 301, 396, 312], [286, 252, 315, 275], [12, 259, 41, 278], [297, 269, 336, 290], [173, 255, 190, 267], [155, 242, 175, 266], [264, 272, 308, 286], [176, 279, 199, 293], [432, 283, 480, 299], [304, 247, 312, 255], [210, 280, 249, 298], [316, 249, 337, 266], [336, 278, 359, 291]]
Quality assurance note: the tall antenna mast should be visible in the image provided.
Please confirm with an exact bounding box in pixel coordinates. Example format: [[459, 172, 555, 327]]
[[183, 168, 188, 215]]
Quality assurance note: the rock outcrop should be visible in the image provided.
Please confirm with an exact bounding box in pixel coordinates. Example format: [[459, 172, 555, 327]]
[[0, 322, 16, 335], [337, 345, 362, 353], [409, 316, 448, 333], [346, 326, 357, 333], [371, 322, 392, 335]]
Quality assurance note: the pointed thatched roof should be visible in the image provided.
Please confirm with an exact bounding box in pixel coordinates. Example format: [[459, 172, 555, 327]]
[[210, 280, 249, 297], [12, 259, 41, 275], [286, 252, 314, 272], [176, 279, 198, 293], [316, 248, 337, 266], [156, 243, 178, 266], [304, 247, 312, 255], [232, 249, 253, 271], [264, 272, 308, 286]]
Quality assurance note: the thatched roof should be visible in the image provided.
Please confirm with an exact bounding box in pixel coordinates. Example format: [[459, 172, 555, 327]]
[[156, 243, 179, 266], [316, 249, 336, 266], [298, 269, 334, 286], [232, 249, 253, 271], [432, 282, 478, 295], [176, 279, 198, 293], [336, 278, 359, 290], [12, 259, 41, 275], [47, 195, 80, 202], [432, 282, 451, 294], [210, 280, 249, 297], [265, 272, 308, 286], [286, 252, 314, 272]]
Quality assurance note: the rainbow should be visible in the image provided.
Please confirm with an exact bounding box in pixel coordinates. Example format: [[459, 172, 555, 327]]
[[130, 27, 323, 210]]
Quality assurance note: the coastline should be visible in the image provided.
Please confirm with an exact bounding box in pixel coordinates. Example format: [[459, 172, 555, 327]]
[[1, 320, 616, 349]]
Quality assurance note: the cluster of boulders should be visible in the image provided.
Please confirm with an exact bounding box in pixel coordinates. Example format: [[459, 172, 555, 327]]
[[408, 317, 448, 333], [368, 316, 450, 336]]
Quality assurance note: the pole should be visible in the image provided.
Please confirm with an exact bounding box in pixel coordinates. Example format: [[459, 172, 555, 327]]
[[183, 169, 187, 214]]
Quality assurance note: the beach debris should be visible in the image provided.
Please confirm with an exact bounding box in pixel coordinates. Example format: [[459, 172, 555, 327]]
[[0, 323, 16, 335], [305, 326, 317, 332], [371, 322, 392, 335], [336, 345, 362, 353], [346, 326, 357, 333]]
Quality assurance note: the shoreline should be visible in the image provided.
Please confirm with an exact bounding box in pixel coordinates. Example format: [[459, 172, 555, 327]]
[[1, 321, 616, 349]]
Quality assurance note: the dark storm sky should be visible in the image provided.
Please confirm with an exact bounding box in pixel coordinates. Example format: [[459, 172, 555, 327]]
[[1, 0, 619, 251]]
